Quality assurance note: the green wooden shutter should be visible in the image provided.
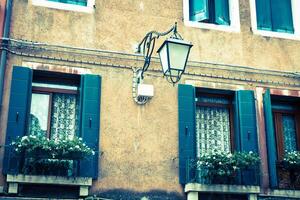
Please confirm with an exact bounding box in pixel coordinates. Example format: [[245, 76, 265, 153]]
[[178, 84, 196, 184], [263, 89, 278, 188], [3, 66, 32, 174], [214, 0, 230, 25], [79, 74, 101, 179], [271, 0, 294, 33], [189, 0, 209, 22], [256, 0, 272, 31], [235, 90, 259, 185]]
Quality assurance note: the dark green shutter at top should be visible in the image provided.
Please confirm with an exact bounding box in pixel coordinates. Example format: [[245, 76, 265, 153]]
[[178, 84, 196, 184], [235, 90, 259, 185], [3, 66, 32, 174], [189, 0, 209, 22], [214, 0, 230, 25], [271, 0, 294, 33], [263, 89, 278, 188], [79, 74, 101, 179], [256, 0, 272, 31]]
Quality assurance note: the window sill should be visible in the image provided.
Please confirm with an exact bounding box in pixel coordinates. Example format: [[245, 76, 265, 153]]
[[265, 189, 300, 199], [185, 183, 260, 194], [32, 0, 95, 13], [184, 20, 240, 33], [252, 29, 300, 41], [7, 174, 92, 196]]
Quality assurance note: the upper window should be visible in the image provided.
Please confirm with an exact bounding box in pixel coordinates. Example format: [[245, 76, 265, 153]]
[[48, 0, 87, 6], [32, 0, 95, 13], [250, 0, 300, 40], [183, 0, 240, 32]]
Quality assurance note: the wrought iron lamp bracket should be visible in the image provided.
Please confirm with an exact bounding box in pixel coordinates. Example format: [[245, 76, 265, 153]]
[[135, 22, 182, 80]]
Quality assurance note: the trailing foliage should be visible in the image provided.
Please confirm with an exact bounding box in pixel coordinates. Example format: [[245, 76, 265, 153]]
[[11, 134, 95, 160], [197, 150, 260, 183], [282, 151, 300, 169]]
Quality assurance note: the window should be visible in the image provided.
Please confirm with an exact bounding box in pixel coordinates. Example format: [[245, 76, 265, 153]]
[[250, 0, 300, 40], [48, 0, 87, 6], [195, 93, 234, 157], [3, 66, 101, 179], [32, 0, 95, 13], [272, 101, 300, 160], [263, 89, 300, 188], [29, 83, 79, 140], [178, 85, 259, 185], [183, 0, 240, 32]]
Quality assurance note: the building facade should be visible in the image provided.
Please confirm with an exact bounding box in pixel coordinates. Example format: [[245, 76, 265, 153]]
[[0, 0, 300, 199]]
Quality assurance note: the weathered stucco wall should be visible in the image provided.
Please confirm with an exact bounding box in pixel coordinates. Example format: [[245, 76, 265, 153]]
[[0, 0, 300, 198], [10, 0, 300, 71]]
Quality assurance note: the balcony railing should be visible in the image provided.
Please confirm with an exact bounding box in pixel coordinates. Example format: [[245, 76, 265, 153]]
[[185, 159, 260, 186], [277, 162, 300, 190]]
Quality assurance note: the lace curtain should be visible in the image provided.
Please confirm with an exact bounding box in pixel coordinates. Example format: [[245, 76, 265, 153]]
[[195, 106, 231, 157], [282, 114, 297, 152], [50, 93, 79, 140]]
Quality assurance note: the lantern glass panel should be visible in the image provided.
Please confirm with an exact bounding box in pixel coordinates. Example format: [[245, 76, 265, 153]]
[[158, 43, 170, 74], [168, 42, 190, 71]]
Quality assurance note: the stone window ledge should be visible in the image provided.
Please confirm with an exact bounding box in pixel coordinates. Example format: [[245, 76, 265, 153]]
[[7, 174, 92, 196], [185, 183, 260, 200]]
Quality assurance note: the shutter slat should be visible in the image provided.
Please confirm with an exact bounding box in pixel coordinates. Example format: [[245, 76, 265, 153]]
[[3, 66, 32, 174], [178, 84, 196, 184], [79, 74, 101, 179], [271, 0, 294, 33], [263, 89, 278, 188], [189, 0, 209, 22]]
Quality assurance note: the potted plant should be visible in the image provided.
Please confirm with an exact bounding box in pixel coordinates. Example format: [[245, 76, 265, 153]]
[[197, 150, 260, 184]]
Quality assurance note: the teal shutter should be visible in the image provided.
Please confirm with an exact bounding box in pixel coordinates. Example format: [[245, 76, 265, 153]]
[[189, 0, 209, 22], [235, 90, 259, 185], [3, 66, 32, 174], [271, 0, 294, 33], [79, 74, 101, 179], [178, 84, 196, 184], [256, 0, 272, 31], [214, 0, 230, 25], [263, 89, 278, 188]]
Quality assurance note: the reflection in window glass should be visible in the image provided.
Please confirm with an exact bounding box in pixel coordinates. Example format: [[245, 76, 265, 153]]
[[28, 93, 50, 136]]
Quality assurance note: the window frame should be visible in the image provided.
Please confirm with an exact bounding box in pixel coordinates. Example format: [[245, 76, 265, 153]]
[[183, 0, 241, 32], [249, 0, 300, 40], [195, 93, 235, 153], [31, 0, 95, 13], [30, 85, 78, 139]]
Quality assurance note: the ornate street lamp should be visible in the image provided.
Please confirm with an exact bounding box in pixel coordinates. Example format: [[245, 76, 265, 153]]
[[133, 22, 193, 105], [136, 22, 193, 84]]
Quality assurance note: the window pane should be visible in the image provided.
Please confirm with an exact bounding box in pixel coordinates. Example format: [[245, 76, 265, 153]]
[[282, 114, 297, 152], [50, 93, 79, 140], [196, 106, 231, 157], [28, 93, 50, 136]]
